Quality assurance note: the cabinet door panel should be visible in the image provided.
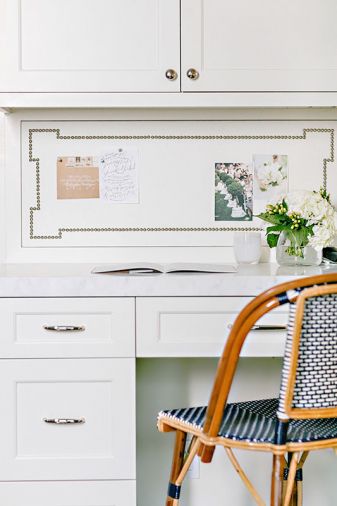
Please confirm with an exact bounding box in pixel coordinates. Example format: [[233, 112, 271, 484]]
[[182, 0, 337, 91], [0, 359, 135, 480], [136, 297, 288, 357], [0, 0, 180, 92]]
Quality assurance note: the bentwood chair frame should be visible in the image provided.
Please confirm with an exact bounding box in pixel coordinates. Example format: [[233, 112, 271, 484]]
[[157, 273, 337, 506]]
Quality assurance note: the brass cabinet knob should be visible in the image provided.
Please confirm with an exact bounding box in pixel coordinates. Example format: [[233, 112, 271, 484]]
[[187, 68, 199, 80], [165, 69, 178, 81]]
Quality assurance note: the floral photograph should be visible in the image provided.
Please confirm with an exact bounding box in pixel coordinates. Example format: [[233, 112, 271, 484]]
[[253, 154, 288, 214], [215, 162, 253, 221]]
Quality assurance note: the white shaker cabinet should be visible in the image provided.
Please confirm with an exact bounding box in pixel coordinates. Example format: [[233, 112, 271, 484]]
[[0, 358, 135, 481], [0, 296, 136, 505], [0, 0, 180, 92], [181, 0, 337, 92], [1, 0, 337, 95]]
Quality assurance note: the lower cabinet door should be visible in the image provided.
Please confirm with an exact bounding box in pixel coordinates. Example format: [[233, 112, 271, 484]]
[[0, 480, 136, 506], [0, 359, 135, 481]]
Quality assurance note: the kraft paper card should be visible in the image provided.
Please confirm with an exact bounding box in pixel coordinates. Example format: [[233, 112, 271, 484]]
[[57, 156, 99, 199]]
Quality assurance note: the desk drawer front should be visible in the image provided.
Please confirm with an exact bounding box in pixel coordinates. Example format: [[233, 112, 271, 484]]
[[0, 480, 136, 506], [136, 297, 288, 357], [0, 298, 135, 358], [0, 358, 135, 481]]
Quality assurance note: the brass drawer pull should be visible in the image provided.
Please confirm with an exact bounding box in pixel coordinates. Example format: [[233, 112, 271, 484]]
[[43, 325, 85, 332], [43, 417, 85, 425]]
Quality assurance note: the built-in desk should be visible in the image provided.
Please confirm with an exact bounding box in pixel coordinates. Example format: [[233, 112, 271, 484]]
[[0, 263, 336, 506]]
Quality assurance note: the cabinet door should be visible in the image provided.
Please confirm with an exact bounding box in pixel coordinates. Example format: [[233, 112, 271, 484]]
[[0, 358, 135, 481], [181, 0, 337, 92], [0, 0, 180, 92]]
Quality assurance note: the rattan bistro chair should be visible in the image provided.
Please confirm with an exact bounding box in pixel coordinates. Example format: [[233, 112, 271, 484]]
[[157, 273, 337, 506]]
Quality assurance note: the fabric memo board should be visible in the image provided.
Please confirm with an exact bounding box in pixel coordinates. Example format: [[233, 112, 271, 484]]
[[21, 120, 335, 247]]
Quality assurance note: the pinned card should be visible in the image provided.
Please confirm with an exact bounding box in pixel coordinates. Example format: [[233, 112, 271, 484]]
[[57, 156, 100, 199], [100, 148, 139, 203]]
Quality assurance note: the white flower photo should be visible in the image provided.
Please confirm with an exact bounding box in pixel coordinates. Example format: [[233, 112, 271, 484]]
[[253, 154, 288, 213]]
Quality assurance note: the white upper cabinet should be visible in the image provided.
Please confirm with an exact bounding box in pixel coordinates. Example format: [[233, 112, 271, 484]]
[[181, 0, 337, 92], [0, 0, 180, 92], [1, 0, 337, 97]]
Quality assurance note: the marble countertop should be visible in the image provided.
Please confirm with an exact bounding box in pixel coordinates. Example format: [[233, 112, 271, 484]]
[[0, 262, 336, 297]]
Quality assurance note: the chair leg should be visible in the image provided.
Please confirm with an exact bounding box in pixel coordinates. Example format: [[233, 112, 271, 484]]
[[282, 451, 307, 506], [225, 448, 265, 506], [292, 451, 307, 506], [166, 430, 187, 506], [283, 452, 300, 506], [296, 480, 303, 506], [270, 454, 285, 506], [166, 432, 201, 506]]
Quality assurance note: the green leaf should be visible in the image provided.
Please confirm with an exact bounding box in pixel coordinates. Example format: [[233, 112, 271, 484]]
[[291, 227, 311, 248], [257, 213, 284, 225], [266, 233, 280, 248], [266, 225, 285, 233]]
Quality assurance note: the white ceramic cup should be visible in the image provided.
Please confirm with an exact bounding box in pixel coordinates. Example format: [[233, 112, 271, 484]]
[[233, 232, 261, 264]]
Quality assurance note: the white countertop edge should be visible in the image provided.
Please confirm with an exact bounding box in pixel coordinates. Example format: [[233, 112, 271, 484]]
[[0, 263, 336, 297]]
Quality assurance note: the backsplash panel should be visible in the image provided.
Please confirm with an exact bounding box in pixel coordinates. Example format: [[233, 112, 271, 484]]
[[20, 120, 335, 248]]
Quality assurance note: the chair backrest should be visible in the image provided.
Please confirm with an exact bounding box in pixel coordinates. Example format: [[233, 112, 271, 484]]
[[202, 273, 337, 453], [278, 284, 337, 421]]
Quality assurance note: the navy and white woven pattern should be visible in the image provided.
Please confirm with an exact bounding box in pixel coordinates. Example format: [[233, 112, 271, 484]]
[[158, 398, 337, 444], [278, 294, 337, 418]]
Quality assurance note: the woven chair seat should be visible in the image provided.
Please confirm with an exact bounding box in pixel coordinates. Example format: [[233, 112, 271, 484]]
[[159, 398, 337, 444]]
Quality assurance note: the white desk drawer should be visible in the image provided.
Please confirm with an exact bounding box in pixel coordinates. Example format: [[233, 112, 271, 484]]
[[0, 480, 136, 506], [0, 298, 135, 358], [136, 297, 288, 357], [0, 358, 135, 481]]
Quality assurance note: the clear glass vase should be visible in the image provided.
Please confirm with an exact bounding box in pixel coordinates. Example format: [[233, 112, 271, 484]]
[[276, 230, 322, 266]]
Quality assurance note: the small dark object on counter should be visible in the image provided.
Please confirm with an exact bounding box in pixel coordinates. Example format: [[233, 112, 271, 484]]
[[323, 247, 337, 263]]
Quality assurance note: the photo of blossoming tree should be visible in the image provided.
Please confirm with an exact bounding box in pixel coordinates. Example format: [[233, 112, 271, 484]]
[[214, 162, 253, 221]]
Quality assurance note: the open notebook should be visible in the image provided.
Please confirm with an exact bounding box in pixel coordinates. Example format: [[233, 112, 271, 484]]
[[92, 262, 237, 274]]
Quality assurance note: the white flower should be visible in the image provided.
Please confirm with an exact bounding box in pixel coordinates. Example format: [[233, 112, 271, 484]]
[[286, 190, 311, 215], [256, 161, 286, 191], [269, 189, 337, 250], [309, 223, 336, 249]]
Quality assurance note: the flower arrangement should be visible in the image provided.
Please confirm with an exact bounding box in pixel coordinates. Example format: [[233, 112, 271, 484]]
[[258, 188, 337, 257]]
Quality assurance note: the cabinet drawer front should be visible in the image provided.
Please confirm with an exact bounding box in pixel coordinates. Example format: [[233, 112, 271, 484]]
[[0, 480, 136, 506], [0, 298, 135, 358], [0, 359, 135, 481], [136, 297, 288, 357]]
